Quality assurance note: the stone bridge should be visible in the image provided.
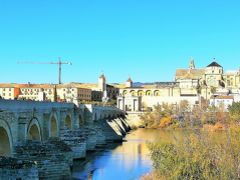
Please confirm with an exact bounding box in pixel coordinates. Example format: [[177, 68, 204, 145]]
[[0, 100, 130, 179]]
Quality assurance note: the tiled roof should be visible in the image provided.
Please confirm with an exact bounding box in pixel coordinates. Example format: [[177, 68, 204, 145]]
[[211, 95, 233, 100], [112, 84, 126, 88], [0, 83, 92, 90], [207, 61, 222, 68], [57, 83, 95, 90], [0, 83, 55, 88], [175, 69, 205, 79]]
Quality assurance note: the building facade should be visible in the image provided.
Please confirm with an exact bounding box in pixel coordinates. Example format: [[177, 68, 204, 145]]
[[0, 83, 92, 104], [209, 95, 234, 111], [117, 81, 199, 111], [0, 84, 20, 100], [176, 59, 240, 94], [18, 84, 56, 101], [117, 59, 240, 112]]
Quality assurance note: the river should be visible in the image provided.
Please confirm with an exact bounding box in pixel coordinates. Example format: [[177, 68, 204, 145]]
[[71, 128, 190, 180]]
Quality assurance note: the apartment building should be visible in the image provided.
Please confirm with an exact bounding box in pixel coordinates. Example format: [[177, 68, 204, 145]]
[[0, 84, 20, 100]]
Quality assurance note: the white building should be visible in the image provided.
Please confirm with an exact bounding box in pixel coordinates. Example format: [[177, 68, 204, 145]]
[[210, 95, 234, 110], [0, 84, 19, 100], [18, 84, 56, 101], [117, 96, 141, 112], [57, 84, 92, 103]]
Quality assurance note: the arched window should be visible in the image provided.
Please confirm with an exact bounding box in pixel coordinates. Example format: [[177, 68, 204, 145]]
[[154, 90, 160, 96], [138, 90, 144, 96], [146, 90, 152, 96], [130, 90, 136, 96], [122, 90, 127, 96]]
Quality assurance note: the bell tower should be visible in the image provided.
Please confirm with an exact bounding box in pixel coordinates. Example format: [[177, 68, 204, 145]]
[[125, 77, 133, 88], [98, 73, 106, 92], [189, 57, 195, 69]]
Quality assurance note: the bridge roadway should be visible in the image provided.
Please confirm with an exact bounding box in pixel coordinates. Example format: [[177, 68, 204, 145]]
[[0, 99, 130, 179]]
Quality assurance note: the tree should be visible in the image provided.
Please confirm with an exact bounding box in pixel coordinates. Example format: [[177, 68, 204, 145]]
[[179, 100, 190, 113], [228, 102, 240, 123]]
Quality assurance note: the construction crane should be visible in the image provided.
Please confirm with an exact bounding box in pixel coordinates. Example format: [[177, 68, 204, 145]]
[[18, 57, 72, 84]]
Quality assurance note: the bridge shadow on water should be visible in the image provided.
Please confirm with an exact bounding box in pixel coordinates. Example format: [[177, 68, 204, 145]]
[[71, 129, 155, 180], [72, 143, 121, 180]]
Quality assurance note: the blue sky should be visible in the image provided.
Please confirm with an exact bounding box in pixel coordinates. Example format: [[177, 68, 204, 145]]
[[0, 0, 240, 84]]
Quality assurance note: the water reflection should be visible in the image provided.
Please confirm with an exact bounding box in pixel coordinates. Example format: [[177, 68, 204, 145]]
[[72, 129, 158, 180]]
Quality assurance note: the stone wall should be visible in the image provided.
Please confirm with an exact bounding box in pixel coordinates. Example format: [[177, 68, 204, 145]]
[[126, 112, 144, 128], [0, 156, 38, 180]]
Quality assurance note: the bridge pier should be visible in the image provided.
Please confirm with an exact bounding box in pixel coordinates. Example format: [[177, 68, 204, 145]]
[[59, 128, 87, 159]]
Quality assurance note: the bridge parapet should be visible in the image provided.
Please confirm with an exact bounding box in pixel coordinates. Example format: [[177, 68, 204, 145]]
[[0, 99, 74, 112]]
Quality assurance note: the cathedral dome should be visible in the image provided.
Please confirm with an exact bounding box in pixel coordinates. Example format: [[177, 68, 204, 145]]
[[99, 74, 106, 80], [207, 61, 222, 68]]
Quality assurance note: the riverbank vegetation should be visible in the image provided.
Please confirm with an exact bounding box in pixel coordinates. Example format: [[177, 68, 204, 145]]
[[140, 101, 240, 130], [141, 102, 240, 179], [144, 126, 240, 180]]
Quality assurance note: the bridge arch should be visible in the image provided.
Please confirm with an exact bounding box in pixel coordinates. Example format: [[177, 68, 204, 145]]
[[27, 118, 42, 141], [83, 108, 91, 123], [79, 114, 84, 127], [64, 115, 72, 129], [105, 114, 108, 120], [0, 120, 13, 157], [93, 113, 98, 121], [49, 115, 58, 137]]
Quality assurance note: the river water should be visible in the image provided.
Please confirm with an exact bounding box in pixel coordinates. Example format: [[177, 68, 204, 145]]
[[72, 129, 187, 180]]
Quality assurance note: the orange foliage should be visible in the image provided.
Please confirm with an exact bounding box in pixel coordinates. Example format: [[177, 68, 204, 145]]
[[213, 122, 225, 131], [159, 116, 172, 128], [203, 122, 225, 132]]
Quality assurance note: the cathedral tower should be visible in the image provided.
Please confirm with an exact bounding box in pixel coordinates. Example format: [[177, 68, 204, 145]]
[[189, 57, 195, 69], [125, 77, 133, 88], [98, 73, 106, 92]]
